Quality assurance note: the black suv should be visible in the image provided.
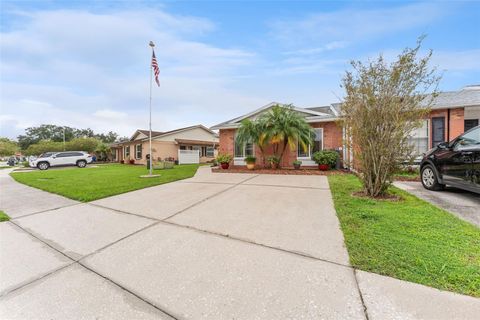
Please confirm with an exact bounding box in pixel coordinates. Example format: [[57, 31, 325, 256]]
[[420, 125, 480, 194]]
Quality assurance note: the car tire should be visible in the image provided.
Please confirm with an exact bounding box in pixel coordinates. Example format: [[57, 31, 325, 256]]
[[37, 162, 49, 170], [421, 165, 445, 191], [77, 160, 87, 168]]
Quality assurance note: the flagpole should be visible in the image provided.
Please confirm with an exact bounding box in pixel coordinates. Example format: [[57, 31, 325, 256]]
[[148, 41, 154, 176]]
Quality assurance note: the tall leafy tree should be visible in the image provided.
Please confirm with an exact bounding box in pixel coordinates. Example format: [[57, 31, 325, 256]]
[[17, 124, 119, 150], [235, 118, 268, 165], [341, 37, 440, 197], [0, 138, 18, 156], [259, 104, 313, 166]]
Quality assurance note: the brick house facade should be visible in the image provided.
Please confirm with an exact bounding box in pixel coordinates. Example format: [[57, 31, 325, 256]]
[[211, 86, 480, 169]]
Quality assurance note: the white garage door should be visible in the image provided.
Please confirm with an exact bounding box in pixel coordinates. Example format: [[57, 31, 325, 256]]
[[178, 150, 200, 164]]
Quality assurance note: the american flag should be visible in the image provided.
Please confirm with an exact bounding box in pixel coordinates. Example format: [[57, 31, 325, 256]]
[[151, 50, 160, 87]]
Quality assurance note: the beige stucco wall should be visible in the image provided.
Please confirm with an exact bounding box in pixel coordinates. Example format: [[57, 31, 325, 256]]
[[115, 126, 218, 165], [465, 105, 480, 120], [155, 127, 218, 143]]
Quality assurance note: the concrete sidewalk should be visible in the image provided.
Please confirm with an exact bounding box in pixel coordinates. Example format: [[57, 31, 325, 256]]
[[1, 166, 479, 319]]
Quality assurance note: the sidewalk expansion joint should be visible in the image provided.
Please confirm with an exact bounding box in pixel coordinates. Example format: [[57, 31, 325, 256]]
[[0, 262, 75, 298], [353, 268, 370, 320], [161, 174, 260, 221], [11, 202, 82, 221], [160, 219, 353, 269], [76, 261, 181, 320]]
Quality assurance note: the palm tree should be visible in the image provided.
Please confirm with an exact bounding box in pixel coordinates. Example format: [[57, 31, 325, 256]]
[[235, 118, 268, 166], [94, 142, 111, 161], [259, 104, 313, 167]]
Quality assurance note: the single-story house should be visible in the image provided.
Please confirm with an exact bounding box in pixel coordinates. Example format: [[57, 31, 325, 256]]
[[111, 125, 219, 165], [211, 85, 480, 168]]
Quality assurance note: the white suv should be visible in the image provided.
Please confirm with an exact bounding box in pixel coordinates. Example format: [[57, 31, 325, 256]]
[[30, 151, 93, 170]]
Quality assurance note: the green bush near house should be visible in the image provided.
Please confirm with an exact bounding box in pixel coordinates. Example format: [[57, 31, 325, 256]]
[[312, 150, 338, 167], [216, 153, 233, 164], [244, 156, 256, 164], [328, 174, 480, 297]]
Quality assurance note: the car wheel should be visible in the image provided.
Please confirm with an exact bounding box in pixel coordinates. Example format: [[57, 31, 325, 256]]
[[77, 160, 87, 168], [421, 165, 445, 191], [37, 162, 49, 170]]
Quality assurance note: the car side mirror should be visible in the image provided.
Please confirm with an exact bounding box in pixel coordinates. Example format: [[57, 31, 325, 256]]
[[437, 142, 449, 149]]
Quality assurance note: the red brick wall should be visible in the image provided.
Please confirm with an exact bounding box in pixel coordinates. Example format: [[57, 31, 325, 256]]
[[449, 108, 464, 141], [219, 129, 235, 155], [218, 121, 343, 168], [427, 107, 464, 147]]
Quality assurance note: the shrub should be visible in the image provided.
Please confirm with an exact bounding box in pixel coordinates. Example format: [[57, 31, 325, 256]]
[[22, 161, 30, 167], [245, 156, 256, 164], [341, 37, 439, 197], [66, 137, 101, 153], [24, 140, 64, 156], [267, 155, 280, 168], [312, 150, 338, 167], [216, 153, 232, 164], [293, 160, 302, 165]]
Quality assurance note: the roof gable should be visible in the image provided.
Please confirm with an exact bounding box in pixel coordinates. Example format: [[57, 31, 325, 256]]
[[211, 102, 333, 129]]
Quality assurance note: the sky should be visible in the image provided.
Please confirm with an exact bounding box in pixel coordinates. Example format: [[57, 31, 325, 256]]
[[1, 0, 479, 139]]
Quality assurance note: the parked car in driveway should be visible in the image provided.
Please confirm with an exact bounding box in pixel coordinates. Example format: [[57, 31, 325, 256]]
[[420, 125, 480, 194], [30, 151, 93, 170]]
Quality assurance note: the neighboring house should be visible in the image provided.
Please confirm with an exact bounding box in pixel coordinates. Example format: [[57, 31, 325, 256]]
[[111, 125, 219, 165], [211, 85, 480, 168]]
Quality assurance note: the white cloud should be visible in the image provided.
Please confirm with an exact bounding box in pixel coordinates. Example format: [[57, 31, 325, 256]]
[[269, 3, 448, 48], [0, 8, 262, 139]]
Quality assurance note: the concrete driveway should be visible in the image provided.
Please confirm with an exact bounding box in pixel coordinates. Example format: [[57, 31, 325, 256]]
[[1, 167, 479, 319], [394, 181, 480, 227]]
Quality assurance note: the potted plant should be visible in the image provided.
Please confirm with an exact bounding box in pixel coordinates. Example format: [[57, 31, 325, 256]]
[[216, 153, 233, 169], [312, 150, 338, 171], [267, 155, 280, 169], [245, 156, 256, 170], [293, 160, 302, 170], [129, 159, 135, 165]]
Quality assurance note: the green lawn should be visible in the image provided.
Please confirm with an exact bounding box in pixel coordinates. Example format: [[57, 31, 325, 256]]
[[0, 210, 10, 222], [11, 164, 199, 202], [328, 174, 480, 297]]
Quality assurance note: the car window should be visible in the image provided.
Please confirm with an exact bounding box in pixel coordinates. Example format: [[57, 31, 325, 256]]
[[454, 127, 480, 150], [39, 152, 54, 158], [71, 152, 84, 156], [56, 152, 72, 157]]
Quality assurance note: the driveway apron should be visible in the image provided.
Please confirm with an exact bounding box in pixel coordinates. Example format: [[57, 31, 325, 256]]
[[1, 166, 479, 319]]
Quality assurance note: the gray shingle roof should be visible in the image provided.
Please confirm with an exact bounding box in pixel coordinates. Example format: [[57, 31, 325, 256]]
[[429, 87, 480, 109]]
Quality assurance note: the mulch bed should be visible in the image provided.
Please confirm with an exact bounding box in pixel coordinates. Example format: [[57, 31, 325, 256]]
[[212, 166, 350, 175]]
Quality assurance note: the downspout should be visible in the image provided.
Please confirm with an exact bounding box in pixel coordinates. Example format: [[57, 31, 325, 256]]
[[447, 108, 451, 142]]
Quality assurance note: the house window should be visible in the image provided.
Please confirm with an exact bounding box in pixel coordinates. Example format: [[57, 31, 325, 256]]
[[234, 138, 253, 158], [465, 119, 479, 132], [135, 144, 142, 159], [298, 128, 323, 158], [408, 120, 429, 156], [124, 146, 130, 158], [206, 146, 215, 157]]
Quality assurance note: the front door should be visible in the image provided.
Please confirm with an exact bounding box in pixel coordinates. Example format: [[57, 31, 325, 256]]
[[431, 117, 445, 147]]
